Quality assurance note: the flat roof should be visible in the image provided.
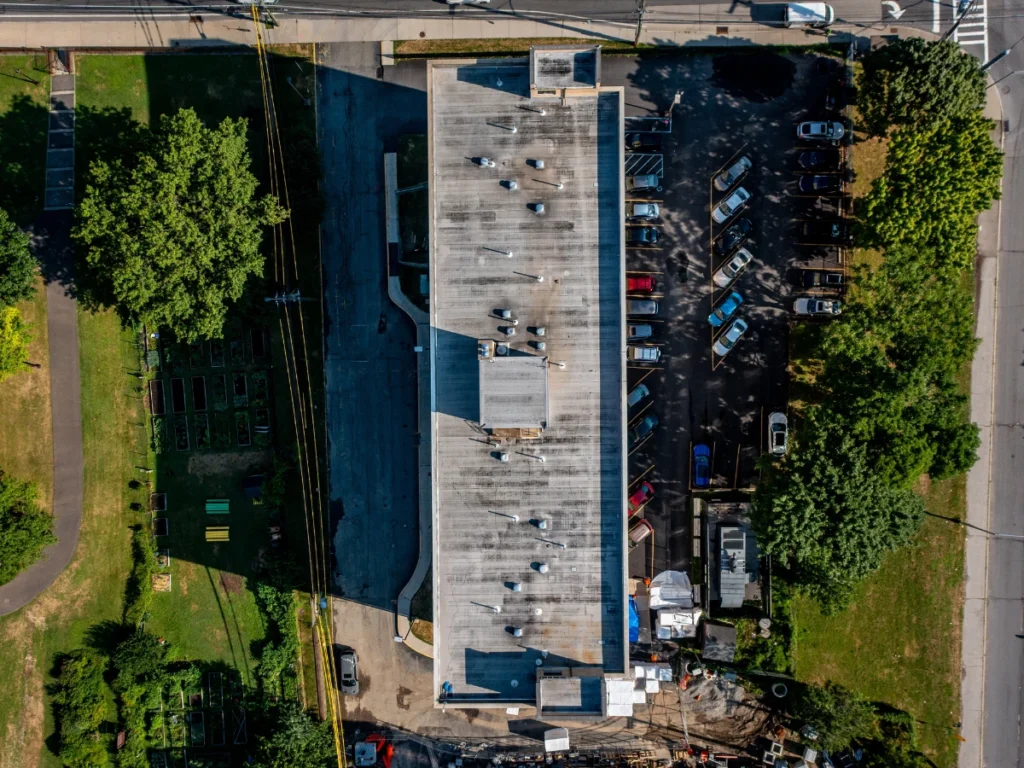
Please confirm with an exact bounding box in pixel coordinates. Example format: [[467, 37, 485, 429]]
[[479, 352, 549, 430], [427, 59, 627, 704]]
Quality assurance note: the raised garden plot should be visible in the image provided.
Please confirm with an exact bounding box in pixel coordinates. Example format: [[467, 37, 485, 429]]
[[189, 342, 205, 369], [234, 411, 251, 447], [250, 327, 268, 362], [210, 339, 225, 367], [191, 376, 207, 412], [173, 414, 190, 451], [232, 373, 248, 408], [213, 412, 233, 450], [211, 373, 228, 411], [171, 378, 187, 413], [251, 370, 269, 408], [254, 408, 271, 448], [149, 379, 166, 416], [192, 413, 211, 449], [229, 332, 246, 367], [152, 416, 169, 454]]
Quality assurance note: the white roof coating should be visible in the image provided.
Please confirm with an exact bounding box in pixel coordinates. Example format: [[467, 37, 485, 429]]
[[427, 58, 627, 705]]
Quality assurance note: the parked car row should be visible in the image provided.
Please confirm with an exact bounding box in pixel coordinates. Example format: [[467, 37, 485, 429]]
[[709, 154, 755, 361]]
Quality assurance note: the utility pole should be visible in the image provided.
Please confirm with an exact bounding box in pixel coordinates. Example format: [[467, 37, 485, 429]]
[[941, 0, 976, 42], [634, 0, 647, 47]]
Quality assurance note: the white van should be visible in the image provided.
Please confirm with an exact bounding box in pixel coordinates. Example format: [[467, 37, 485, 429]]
[[784, 2, 834, 26]]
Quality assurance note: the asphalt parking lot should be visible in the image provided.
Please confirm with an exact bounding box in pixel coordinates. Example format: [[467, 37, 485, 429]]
[[604, 50, 849, 581]]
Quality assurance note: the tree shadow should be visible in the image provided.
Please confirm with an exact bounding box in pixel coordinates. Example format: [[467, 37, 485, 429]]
[[0, 94, 49, 227]]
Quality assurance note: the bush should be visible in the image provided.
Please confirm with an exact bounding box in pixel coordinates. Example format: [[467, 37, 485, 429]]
[[52, 649, 111, 768], [0, 468, 56, 585], [0, 207, 37, 307], [123, 526, 155, 627], [0, 306, 32, 384]]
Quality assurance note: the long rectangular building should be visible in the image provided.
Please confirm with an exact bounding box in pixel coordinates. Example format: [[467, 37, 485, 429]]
[[427, 49, 628, 708]]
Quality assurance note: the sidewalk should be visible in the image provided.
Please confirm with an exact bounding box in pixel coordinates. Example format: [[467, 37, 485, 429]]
[[0, 6, 907, 50], [958, 78, 1005, 768]]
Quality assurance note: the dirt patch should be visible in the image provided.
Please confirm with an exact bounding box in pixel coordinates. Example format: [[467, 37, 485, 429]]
[[187, 449, 271, 479], [680, 676, 772, 747], [220, 572, 244, 595]]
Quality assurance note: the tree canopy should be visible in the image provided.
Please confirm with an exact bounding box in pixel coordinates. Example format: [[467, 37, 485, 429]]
[[0, 468, 55, 585], [757, 39, 998, 610], [793, 682, 877, 753], [858, 38, 986, 137], [0, 207, 37, 307], [253, 702, 336, 768], [52, 649, 111, 768], [74, 108, 287, 342], [753, 410, 924, 610]]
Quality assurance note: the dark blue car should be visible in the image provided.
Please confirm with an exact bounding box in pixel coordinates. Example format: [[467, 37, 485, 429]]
[[693, 443, 711, 489]]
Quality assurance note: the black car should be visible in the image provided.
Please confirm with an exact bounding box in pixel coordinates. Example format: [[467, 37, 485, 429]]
[[797, 150, 841, 172], [625, 133, 662, 153], [825, 84, 844, 112], [713, 218, 753, 257], [627, 226, 660, 247], [799, 175, 844, 195], [800, 221, 853, 245], [801, 269, 845, 288]]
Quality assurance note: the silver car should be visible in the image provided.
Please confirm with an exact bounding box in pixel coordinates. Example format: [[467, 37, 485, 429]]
[[713, 156, 752, 192], [628, 202, 660, 221], [628, 345, 661, 363], [712, 318, 748, 357], [712, 247, 753, 288], [627, 299, 660, 316], [711, 187, 751, 224], [768, 412, 788, 456], [339, 649, 359, 695]]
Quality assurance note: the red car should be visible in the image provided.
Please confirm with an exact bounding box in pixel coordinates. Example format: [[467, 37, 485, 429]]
[[628, 481, 654, 517], [627, 276, 657, 293]]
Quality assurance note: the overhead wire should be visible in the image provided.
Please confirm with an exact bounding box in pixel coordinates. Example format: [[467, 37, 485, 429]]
[[249, 8, 347, 766]]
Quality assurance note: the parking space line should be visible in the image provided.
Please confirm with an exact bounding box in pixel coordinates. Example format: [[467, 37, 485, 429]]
[[628, 401, 654, 428]]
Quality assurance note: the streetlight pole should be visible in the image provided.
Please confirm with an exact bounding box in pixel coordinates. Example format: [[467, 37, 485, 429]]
[[633, 0, 647, 47]]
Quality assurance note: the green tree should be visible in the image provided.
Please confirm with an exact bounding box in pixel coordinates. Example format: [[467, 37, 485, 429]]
[[0, 469, 55, 585], [74, 108, 287, 342], [793, 682, 877, 752], [858, 38, 986, 136], [0, 306, 31, 383], [754, 411, 924, 611], [111, 629, 166, 693], [254, 702, 335, 768], [52, 649, 112, 768], [0, 207, 37, 307]]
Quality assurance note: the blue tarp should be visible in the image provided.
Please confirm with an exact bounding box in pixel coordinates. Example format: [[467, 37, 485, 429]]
[[628, 596, 640, 643]]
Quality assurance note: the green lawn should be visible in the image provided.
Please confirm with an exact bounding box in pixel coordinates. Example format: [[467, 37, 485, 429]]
[[0, 49, 322, 768], [0, 309, 142, 768], [0, 54, 51, 224], [792, 475, 966, 767]]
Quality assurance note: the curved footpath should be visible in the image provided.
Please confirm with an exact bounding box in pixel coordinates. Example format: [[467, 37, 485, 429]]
[[0, 71, 84, 617]]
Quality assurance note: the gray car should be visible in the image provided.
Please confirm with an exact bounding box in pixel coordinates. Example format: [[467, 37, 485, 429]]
[[339, 649, 359, 695]]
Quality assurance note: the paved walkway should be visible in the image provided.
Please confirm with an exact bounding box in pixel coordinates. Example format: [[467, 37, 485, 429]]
[[0, 4, 920, 49], [0, 66, 84, 617]]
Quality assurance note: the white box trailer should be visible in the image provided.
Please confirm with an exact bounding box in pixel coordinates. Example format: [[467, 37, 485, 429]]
[[784, 2, 835, 26]]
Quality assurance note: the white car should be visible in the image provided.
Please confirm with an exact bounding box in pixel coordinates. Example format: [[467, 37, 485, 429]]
[[628, 202, 660, 221], [794, 297, 842, 315], [712, 247, 753, 288], [628, 345, 661, 363], [711, 186, 750, 224], [768, 412, 788, 456], [796, 121, 845, 143], [712, 318, 748, 357], [713, 155, 752, 192], [627, 383, 650, 408]]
